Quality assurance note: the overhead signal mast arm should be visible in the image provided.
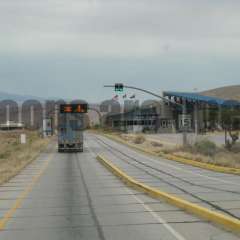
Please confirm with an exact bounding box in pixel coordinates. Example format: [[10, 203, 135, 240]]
[[104, 84, 182, 107]]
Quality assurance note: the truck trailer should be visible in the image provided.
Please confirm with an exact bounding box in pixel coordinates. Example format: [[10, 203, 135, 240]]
[[58, 104, 88, 153]]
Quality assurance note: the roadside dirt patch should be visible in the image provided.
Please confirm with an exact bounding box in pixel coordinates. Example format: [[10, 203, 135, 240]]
[[0, 130, 50, 185]]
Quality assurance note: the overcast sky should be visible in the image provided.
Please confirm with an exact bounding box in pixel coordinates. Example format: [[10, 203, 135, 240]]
[[0, 0, 240, 102]]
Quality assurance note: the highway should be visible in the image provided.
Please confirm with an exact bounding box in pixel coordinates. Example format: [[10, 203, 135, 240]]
[[92, 134, 240, 219], [0, 133, 239, 240]]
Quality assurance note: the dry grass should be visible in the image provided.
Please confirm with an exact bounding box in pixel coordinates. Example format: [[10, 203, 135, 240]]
[[167, 149, 240, 168], [92, 129, 240, 169], [0, 130, 50, 185], [109, 132, 240, 169], [162, 141, 240, 168], [118, 133, 165, 154], [201, 85, 240, 101]]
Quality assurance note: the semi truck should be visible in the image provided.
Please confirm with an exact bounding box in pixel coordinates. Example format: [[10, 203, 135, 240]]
[[58, 104, 88, 153]]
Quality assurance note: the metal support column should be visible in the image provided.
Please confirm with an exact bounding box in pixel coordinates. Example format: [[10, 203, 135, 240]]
[[182, 99, 187, 146], [194, 103, 199, 135]]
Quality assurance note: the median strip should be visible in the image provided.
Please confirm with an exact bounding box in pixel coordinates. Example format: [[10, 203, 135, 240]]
[[102, 133, 240, 175], [97, 154, 240, 234]]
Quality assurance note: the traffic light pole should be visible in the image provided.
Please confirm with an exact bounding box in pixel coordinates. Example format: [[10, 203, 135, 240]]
[[104, 85, 182, 105], [104, 84, 188, 146]]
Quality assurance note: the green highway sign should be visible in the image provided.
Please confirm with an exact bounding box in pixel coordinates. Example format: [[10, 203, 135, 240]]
[[115, 83, 124, 92]]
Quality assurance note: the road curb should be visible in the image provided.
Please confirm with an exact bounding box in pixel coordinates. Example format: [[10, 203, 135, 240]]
[[102, 133, 240, 175], [97, 154, 240, 235]]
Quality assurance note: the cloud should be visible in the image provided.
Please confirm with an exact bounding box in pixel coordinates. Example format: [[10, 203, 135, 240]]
[[1, 33, 240, 58], [0, 0, 240, 58]]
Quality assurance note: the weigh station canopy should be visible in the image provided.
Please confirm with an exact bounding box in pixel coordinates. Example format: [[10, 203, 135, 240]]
[[163, 91, 240, 108]]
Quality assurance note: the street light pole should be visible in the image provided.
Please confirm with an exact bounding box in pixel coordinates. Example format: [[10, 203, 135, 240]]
[[104, 84, 188, 146]]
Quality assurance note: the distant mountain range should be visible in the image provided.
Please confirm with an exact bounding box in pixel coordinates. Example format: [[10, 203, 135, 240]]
[[0, 85, 239, 103], [0, 91, 45, 102], [201, 85, 240, 101]]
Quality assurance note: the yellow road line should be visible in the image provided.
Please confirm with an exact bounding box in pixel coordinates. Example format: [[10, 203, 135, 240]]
[[125, 188, 187, 240], [102, 133, 240, 175], [97, 154, 240, 235], [0, 154, 53, 230]]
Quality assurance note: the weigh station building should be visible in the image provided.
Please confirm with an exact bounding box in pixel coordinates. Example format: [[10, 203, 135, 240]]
[[105, 91, 240, 134]]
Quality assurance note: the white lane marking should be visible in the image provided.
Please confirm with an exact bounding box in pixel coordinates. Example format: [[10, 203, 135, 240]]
[[98, 134, 240, 186], [85, 141, 101, 160], [86, 138, 187, 240], [125, 189, 187, 240]]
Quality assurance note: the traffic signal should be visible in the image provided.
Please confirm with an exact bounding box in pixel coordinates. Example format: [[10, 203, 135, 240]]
[[115, 83, 124, 92]]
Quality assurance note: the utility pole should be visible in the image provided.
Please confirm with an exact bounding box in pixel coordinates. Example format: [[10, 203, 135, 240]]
[[104, 84, 188, 146]]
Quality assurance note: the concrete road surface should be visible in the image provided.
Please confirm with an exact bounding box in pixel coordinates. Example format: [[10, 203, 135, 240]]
[[0, 134, 239, 240], [91, 134, 240, 219]]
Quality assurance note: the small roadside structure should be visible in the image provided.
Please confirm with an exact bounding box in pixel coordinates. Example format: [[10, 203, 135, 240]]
[[105, 107, 159, 133], [0, 121, 24, 131]]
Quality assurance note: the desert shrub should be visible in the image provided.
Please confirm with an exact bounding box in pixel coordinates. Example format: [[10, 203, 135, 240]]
[[193, 139, 217, 156], [151, 141, 163, 147], [133, 135, 146, 144], [92, 124, 100, 129], [230, 142, 240, 153], [0, 152, 11, 159]]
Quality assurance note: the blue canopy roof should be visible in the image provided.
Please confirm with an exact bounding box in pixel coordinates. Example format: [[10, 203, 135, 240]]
[[163, 91, 240, 107]]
